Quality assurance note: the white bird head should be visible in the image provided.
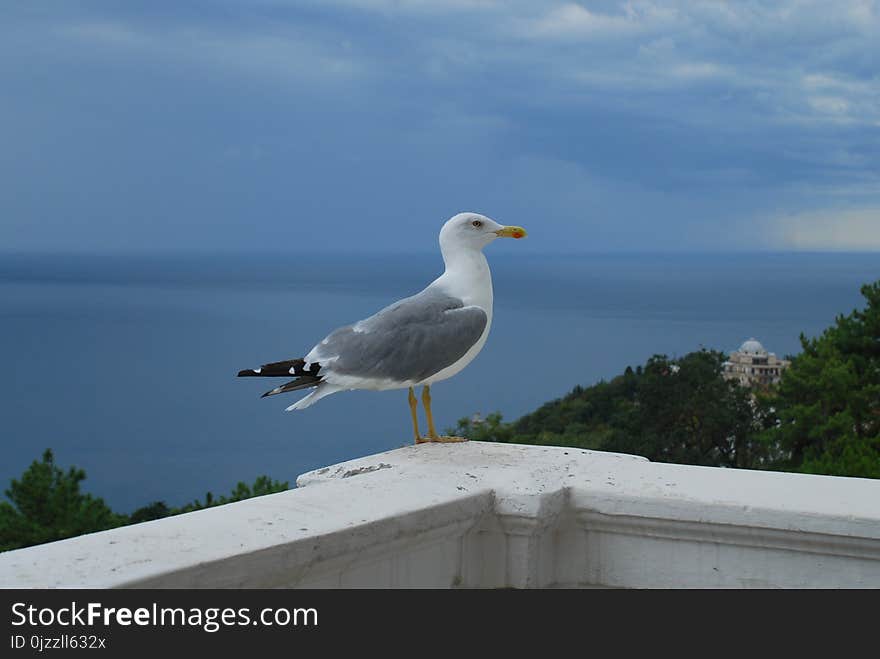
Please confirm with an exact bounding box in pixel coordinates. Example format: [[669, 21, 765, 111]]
[[439, 212, 527, 253]]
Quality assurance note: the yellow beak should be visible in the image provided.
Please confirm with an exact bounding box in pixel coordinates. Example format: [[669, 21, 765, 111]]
[[494, 225, 528, 239]]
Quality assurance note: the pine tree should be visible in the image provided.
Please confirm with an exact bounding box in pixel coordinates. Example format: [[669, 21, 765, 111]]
[[0, 450, 125, 551], [770, 281, 880, 478]]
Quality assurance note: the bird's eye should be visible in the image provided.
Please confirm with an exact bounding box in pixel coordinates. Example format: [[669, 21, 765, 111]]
[[471, 220, 483, 228]]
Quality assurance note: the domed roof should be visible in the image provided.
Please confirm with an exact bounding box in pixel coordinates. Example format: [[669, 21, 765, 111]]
[[738, 338, 766, 355]]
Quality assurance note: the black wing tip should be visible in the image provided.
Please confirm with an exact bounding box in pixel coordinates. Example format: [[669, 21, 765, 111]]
[[237, 360, 321, 378], [260, 376, 322, 399]]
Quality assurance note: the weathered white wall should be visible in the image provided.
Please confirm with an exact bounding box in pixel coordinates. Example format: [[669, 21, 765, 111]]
[[2, 442, 879, 588]]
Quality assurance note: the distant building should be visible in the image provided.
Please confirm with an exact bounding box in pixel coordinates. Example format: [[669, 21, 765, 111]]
[[722, 338, 790, 387]]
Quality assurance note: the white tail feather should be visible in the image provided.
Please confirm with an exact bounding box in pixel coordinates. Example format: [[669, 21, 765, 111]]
[[285, 383, 343, 411]]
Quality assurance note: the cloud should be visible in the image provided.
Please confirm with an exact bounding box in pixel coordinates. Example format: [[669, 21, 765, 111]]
[[774, 208, 880, 250], [495, 1, 880, 127], [319, 0, 498, 11], [56, 19, 366, 85], [520, 3, 654, 39], [2, 0, 880, 252], [41, 2, 880, 129], [800, 72, 880, 126]]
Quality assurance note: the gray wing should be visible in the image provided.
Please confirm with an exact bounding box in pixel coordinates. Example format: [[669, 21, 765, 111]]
[[315, 288, 488, 384]]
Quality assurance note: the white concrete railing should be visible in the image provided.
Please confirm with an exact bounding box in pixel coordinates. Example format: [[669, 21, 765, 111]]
[[2, 442, 879, 588]]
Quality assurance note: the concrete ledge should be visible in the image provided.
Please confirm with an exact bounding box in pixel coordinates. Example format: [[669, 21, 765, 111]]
[[1, 442, 879, 588]]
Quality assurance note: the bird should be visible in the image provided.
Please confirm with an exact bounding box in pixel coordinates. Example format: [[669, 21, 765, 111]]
[[237, 212, 527, 443]]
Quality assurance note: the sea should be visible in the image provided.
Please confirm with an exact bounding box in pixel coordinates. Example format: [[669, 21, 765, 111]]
[[1, 251, 877, 512]]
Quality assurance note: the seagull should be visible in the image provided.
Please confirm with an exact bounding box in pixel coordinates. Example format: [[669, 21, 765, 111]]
[[237, 212, 527, 443]]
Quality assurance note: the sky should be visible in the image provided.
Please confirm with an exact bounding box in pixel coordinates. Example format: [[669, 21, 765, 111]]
[[1, 0, 879, 253]]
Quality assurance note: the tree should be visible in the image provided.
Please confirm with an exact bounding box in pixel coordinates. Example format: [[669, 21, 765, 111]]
[[174, 475, 289, 514], [0, 450, 125, 551], [451, 350, 777, 470], [452, 412, 514, 443], [602, 351, 775, 468], [129, 501, 172, 524], [2, 452, 291, 552], [453, 281, 880, 480], [767, 281, 880, 478]]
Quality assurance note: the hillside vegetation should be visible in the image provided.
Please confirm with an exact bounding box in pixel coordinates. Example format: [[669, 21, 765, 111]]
[[454, 281, 880, 480]]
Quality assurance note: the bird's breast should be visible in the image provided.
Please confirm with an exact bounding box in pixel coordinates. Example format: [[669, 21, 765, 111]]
[[435, 256, 494, 317]]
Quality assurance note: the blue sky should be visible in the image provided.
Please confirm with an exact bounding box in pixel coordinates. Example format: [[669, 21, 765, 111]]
[[2, 0, 879, 253]]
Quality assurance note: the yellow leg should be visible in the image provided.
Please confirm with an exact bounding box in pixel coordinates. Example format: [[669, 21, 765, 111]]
[[422, 385, 438, 440], [420, 385, 467, 443], [408, 387, 423, 444]]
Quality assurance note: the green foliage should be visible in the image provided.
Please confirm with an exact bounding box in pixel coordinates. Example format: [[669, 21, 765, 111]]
[[0, 450, 126, 551], [765, 281, 880, 478], [453, 412, 515, 443], [2, 452, 290, 552], [454, 280, 880, 480], [174, 475, 289, 514], [453, 350, 778, 470], [605, 351, 780, 468], [128, 501, 172, 524]]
